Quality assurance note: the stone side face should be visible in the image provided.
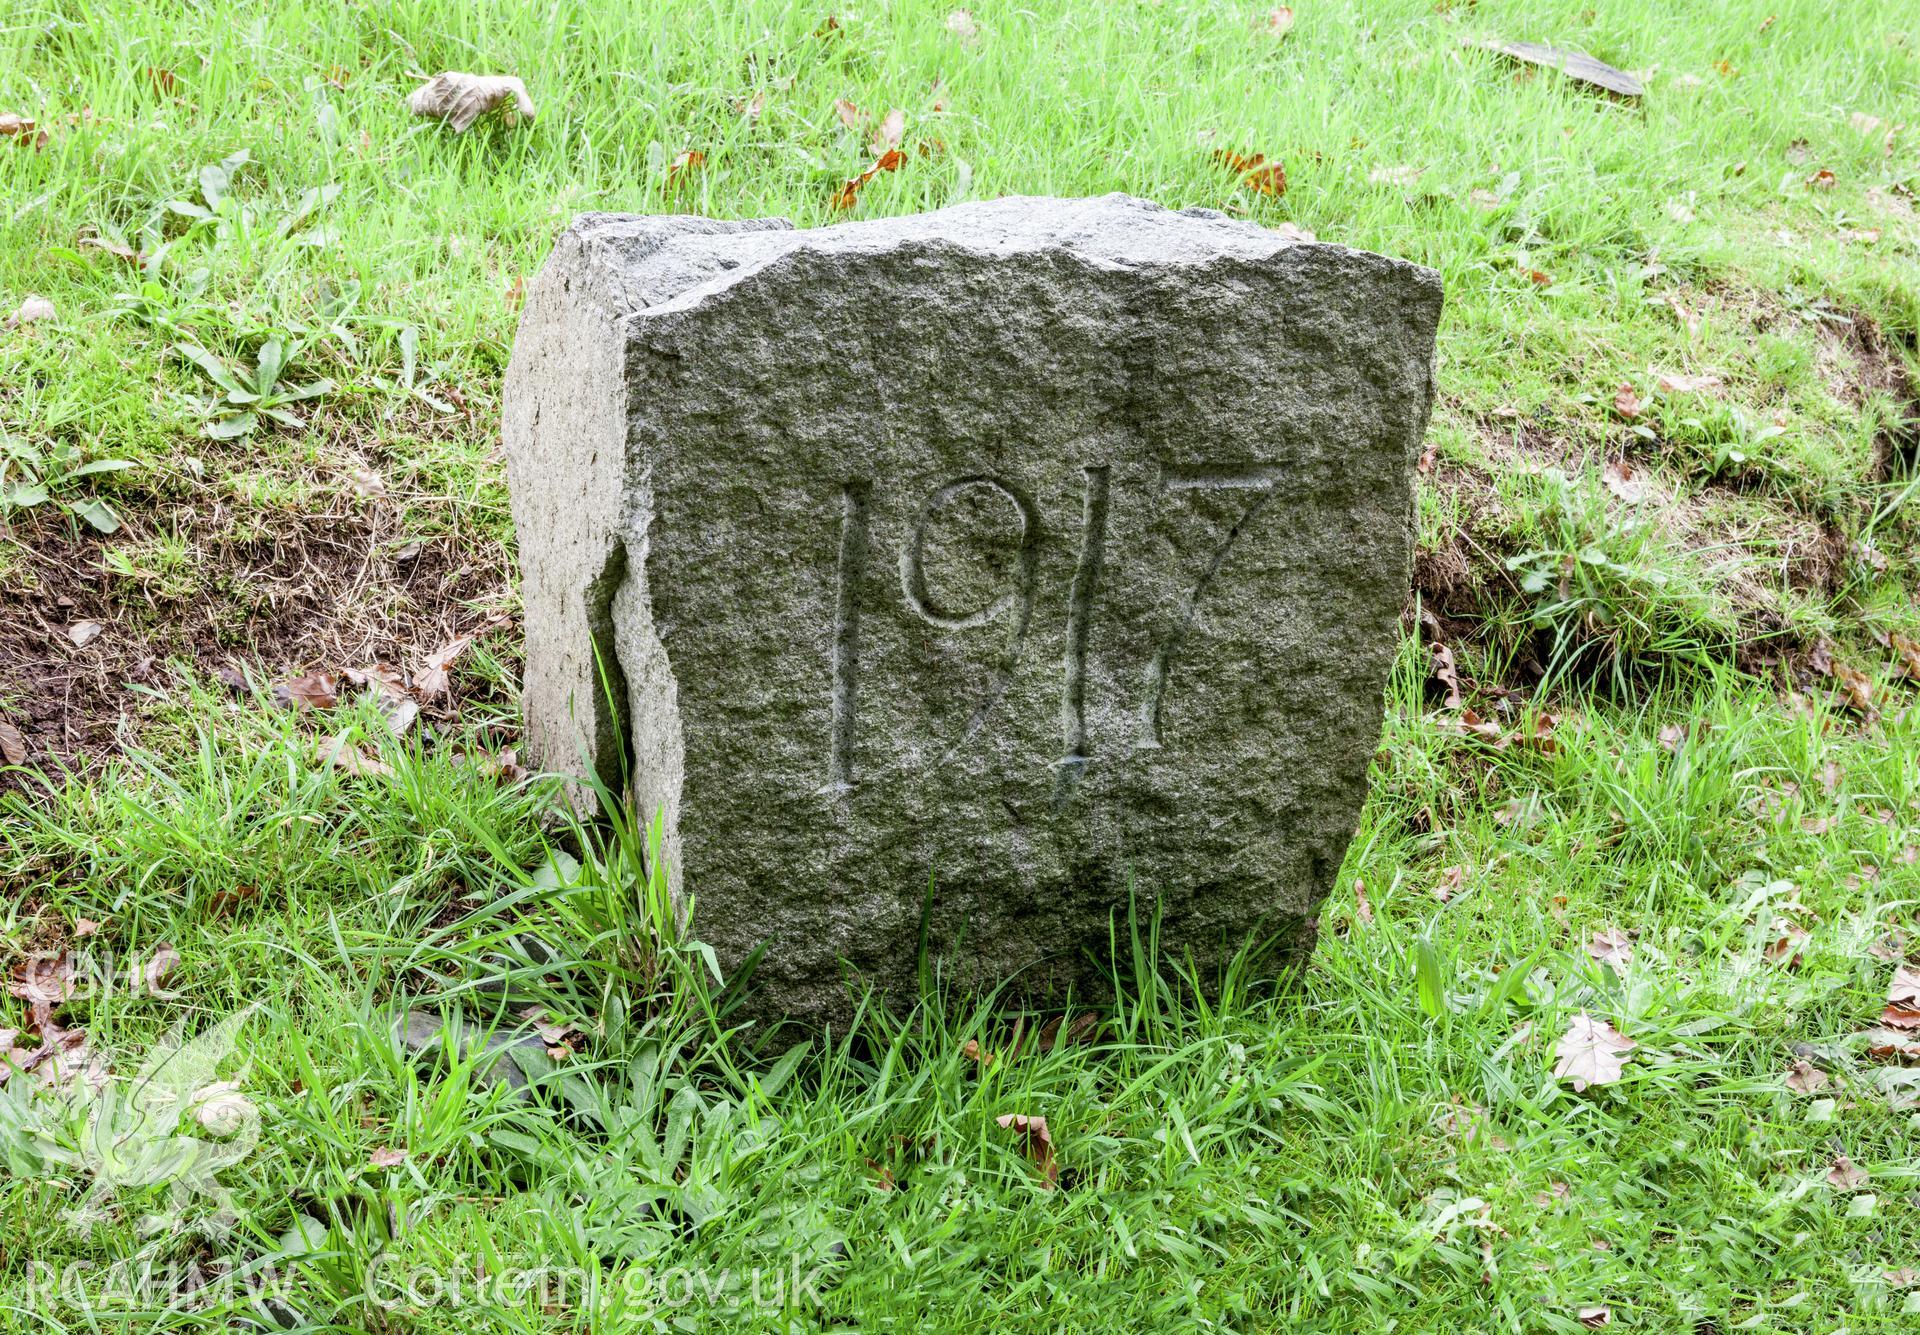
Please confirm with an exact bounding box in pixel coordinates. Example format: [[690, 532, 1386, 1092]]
[[505, 195, 1442, 1032]]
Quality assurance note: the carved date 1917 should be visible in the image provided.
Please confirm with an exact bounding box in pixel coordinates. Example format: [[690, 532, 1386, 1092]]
[[827, 465, 1279, 791]]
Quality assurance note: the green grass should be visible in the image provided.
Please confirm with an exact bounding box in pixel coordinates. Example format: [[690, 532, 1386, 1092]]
[[4, 0, 1920, 1330]]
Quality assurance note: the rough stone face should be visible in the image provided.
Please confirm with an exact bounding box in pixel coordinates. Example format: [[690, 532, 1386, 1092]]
[[503, 194, 1441, 1033]]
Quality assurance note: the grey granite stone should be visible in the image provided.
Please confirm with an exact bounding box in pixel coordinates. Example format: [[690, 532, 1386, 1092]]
[[503, 194, 1441, 1033]]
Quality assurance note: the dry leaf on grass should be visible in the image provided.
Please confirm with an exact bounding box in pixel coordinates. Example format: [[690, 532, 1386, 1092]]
[[1602, 460, 1648, 503], [1785, 1059, 1829, 1094], [1432, 865, 1467, 903], [995, 1113, 1058, 1187], [870, 108, 905, 154], [9, 952, 75, 1029], [142, 944, 181, 995], [1264, 7, 1294, 38], [1577, 1307, 1612, 1329], [319, 731, 395, 779], [407, 72, 536, 133], [833, 98, 862, 129], [0, 111, 49, 149], [1765, 920, 1810, 968], [1354, 877, 1375, 926], [945, 9, 980, 43], [274, 672, 339, 711], [0, 720, 27, 766], [831, 149, 903, 209], [1428, 638, 1463, 709], [665, 149, 705, 185], [1586, 928, 1634, 968], [1553, 1013, 1635, 1091], [368, 1147, 408, 1168], [1612, 383, 1642, 419], [5, 295, 55, 329], [1826, 1155, 1868, 1191], [1654, 370, 1722, 394]]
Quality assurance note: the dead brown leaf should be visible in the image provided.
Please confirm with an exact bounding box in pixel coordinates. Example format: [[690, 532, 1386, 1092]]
[[4, 294, 55, 329], [142, 943, 181, 995], [1889, 965, 1920, 1009], [831, 149, 903, 209], [833, 98, 863, 129], [1766, 920, 1810, 968], [1602, 460, 1648, 503], [995, 1113, 1058, 1187], [1577, 1307, 1612, 1330], [1806, 168, 1837, 190], [319, 731, 395, 779], [1264, 6, 1295, 38], [1654, 370, 1722, 394], [1353, 877, 1375, 926], [406, 72, 536, 133], [1432, 865, 1467, 903], [274, 672, 339, 711], [1552, 1013, 1635, 1091], [1585, 927, 1634, 968], [1826, 1155, 1868, 1191], [1428, 639, 1464, 709], [0, 112, 49, 149], [870, 108, 905, 154], [1888, 633, 1920, 683], [8, 952, 75, 1030], [1612, 383, 1642, 419], [368, 1146, 408, 1168], [665, 149, 706, 185], [0, 720, 27, 766], [1785, 1059, 1830, 1093]]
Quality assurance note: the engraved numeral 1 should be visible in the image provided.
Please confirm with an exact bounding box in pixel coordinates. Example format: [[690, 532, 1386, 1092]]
[[1058, 466, 1109, 779]]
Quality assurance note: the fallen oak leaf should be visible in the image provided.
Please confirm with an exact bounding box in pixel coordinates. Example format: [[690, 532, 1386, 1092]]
[[407, 72, 535, 132], [1552, 1013, 1635, 1091], [995, 1113, 1058, 1188]]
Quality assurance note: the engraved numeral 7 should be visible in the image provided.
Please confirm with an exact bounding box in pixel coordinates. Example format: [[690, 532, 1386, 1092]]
[[1133, 470, 1278, 751]]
